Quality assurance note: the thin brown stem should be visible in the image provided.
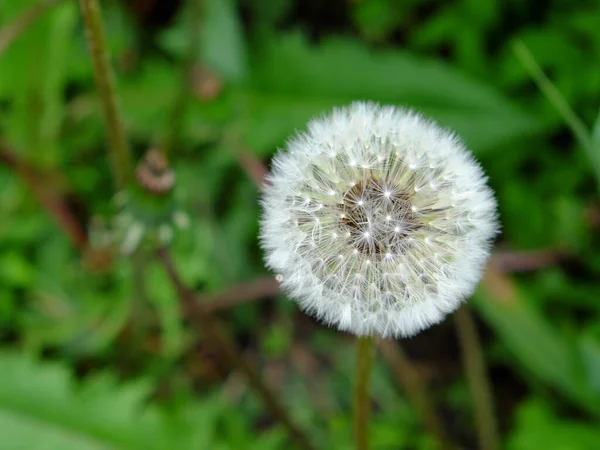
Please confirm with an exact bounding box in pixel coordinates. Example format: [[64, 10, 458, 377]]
[[182, 276, 279, 315], [183, 246, 563, 316], [237, 146, 270, 187], [0, 0, 65, 55], [184, 247, 561, 316], [157, 248, 314, 450], [378, 339, 450, 448], [455, 306, 499, 450], [79, 0, 132, 188], [353, 336, 375, 450], [490, 248, 565, 273], [130, 251, 150, 351], [0, 144, 87, 250]]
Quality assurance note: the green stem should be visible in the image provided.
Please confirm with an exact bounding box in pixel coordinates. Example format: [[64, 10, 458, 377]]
[[0, 0, 65, 55], [353, 336, 375, 450], [79, 0, 132, 188], [512, 40, 600, 188], [455, 306, 499, 450]]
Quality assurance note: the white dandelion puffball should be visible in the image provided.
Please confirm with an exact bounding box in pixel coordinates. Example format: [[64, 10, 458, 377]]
[[260, 102, 498, 338]]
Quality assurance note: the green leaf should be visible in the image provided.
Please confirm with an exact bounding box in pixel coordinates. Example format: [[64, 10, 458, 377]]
[[22, 257, 133, 355], [473, 287, 600, 417], [243, 0, 293, 27], [0, 250, 35, 287], [577, 335, 600, 397], [240, 32, 543, 155], [0, 350, 291, 449], [511, 40, 600, 188], [350, 0, 406, 42], [508, 399, 600, 450], [0, 350, 172, 449], [39, 1, 78, 166], [0, 0, 77, 163], [146, 261, 184, 359], [201, 0, 247, 81], [592, 106, 600, 176], [159, 0, 246, 81]]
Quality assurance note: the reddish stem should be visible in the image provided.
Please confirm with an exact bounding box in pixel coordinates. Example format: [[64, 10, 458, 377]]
[[0, 146, 87, 251], [157, 248, 314, 450]]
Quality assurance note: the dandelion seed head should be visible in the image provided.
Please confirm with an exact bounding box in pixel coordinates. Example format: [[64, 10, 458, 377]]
[[260, 102, 498, 337]]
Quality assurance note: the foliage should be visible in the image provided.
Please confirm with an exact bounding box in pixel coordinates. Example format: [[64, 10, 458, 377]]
[[1, 0, 600, 448], [0, 350, 286, 449], [509, 400, 600, 450]]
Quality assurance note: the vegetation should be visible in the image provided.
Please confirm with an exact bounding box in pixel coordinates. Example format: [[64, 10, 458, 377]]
[[1, 0, 599, 448]]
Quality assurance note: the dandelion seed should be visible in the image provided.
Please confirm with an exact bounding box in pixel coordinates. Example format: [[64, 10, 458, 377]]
[[260, 102, 498, 338]]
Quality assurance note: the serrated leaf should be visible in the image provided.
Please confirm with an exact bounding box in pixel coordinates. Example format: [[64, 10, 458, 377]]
[[0, 350, 290, 449], [22, 258, 133, 355], [0, 350, 169, 449]]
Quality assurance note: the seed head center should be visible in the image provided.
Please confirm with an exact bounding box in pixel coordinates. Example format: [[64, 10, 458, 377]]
[[341, 178, 419, 255]]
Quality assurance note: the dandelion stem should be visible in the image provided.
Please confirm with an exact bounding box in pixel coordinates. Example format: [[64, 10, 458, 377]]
[[378, 339, 451, 448], [353, 336, 375, 450], [455, 306, 499, 450], [79, 0, 132, 188], [0, 0, 65, 55], [157, 248, 314, 450]]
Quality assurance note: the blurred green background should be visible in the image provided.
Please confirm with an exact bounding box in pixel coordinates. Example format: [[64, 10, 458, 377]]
[[1, 0, 600, 448]]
